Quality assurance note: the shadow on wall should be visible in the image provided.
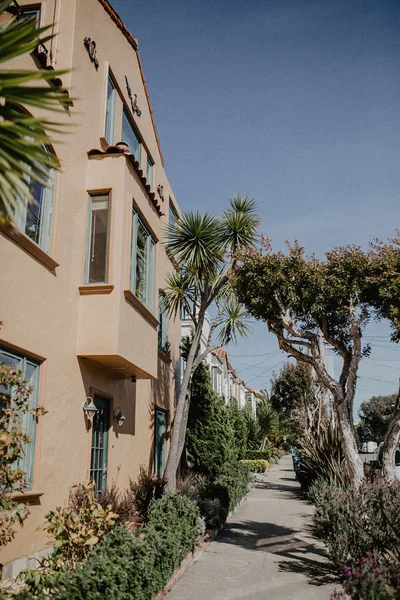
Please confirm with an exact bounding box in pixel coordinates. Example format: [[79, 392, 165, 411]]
[[78, 357, 136, 437]]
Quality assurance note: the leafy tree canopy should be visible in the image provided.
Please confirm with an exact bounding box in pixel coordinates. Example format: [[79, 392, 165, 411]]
[[358, 394, 397, 444]]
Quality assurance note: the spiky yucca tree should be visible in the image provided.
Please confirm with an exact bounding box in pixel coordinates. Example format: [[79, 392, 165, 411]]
[[163, 196, 259, 492], [0, 0, 70, 223]]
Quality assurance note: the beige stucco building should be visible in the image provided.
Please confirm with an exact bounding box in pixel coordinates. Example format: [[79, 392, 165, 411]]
[[0, 0, 181, 572]]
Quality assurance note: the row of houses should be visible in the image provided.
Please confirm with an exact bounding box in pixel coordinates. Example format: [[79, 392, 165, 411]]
[[181, 311, 258, 413], [0, 0, 258, 574]]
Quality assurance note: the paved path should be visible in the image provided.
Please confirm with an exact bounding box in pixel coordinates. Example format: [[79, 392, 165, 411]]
[[168, 456, 336, 600]]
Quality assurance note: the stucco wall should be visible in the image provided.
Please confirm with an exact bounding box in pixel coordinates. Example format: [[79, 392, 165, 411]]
[[0, 0, 181, 567]]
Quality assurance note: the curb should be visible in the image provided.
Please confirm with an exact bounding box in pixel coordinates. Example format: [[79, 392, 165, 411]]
[[153, 491, 250, 600]]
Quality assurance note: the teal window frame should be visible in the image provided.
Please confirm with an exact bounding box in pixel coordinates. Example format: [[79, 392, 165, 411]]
[[89, 396, 109, 492], [130, 208, 156, 312], [122, 107, 142, 164], [105, 75, 116, 144], [158, 291, 168, 354], [0, 348, 40, 490], [146, 156, 154, 189], [15, 147, 55, 253], [84, 193, 110, 284], [154, 408, 168, 478]]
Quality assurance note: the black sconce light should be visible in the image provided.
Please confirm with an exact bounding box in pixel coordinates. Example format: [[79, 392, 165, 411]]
[[113, 407, 126, 427]]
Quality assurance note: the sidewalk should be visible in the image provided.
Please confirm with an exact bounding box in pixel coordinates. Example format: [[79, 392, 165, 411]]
[[167, 456, 336, 600]]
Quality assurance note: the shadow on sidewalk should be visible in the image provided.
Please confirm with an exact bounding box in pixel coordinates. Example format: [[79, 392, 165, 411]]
[[216, 519, 337, 587]]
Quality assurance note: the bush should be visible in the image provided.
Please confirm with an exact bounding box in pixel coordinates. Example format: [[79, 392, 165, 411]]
[[42, 482, 119, 570], [176, 472, 208, 502], [341, 555, 399, 600], [313, 479, 400, 587], [197, 497, 227, 530], [208, 462, 250, 513], [15, 495, 200, 600], [96, 483, 136, 524], [244, 448, 273, 461], [239, 459, 269, 473], [128, 466, 164, 520], [297, 421, 349, 491], [186, 363, 237, 477], [0, 364, 46, 547]]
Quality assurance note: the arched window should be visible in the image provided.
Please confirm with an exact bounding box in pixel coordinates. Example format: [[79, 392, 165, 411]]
[[158, 291, 169, 355]]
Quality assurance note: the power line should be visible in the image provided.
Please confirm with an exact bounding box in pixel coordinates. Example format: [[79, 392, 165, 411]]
[[244, 359, 286, 385], [228, 350, 283, 358], [229, 352, 281, 369], [358, 375, 398, 385]]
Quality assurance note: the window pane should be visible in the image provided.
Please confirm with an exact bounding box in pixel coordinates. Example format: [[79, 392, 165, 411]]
[[23, 9, 40, 28], [158, 293, 168, 352], [122, 108, 141, 163], [0, 350, 39, 490], [154, 409, 167, 478], [105, 76, 116, 144], [25, 168, 55, 252], [86, 195, 109, 284], [130, 209, 156, 311], [146, 156, 153, 189]]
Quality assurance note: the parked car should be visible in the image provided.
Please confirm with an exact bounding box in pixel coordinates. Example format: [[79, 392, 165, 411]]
[[360, 441, 378, 454]]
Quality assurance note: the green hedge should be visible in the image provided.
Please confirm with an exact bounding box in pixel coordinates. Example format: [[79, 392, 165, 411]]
[[243, 449, 272, 461], [240, 459, 269, 473], [16, 495, 200, 600]]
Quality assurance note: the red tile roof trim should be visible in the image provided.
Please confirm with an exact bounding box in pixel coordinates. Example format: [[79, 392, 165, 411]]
[[96, 0, 165, 167], [87, 145, 163, 215]]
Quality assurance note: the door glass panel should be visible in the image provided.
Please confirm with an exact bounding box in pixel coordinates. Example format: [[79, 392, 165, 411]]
[[154, 409, 167, 478], [90, 396, 109, 492]]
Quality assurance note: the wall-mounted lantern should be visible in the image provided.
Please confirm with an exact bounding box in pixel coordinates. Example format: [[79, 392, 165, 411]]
[[83, 37, 99, 70], [157, 184, 165, 202], [82, 397, 98, 421], [113, 407, 126, 427]]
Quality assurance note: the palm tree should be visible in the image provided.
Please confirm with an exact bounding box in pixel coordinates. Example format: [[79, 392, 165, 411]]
[[0, 0, 70, 223], [163, 196, 259, 492]]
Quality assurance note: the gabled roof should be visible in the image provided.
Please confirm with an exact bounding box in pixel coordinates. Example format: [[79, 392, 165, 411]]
[[97, 0, 164, 167]]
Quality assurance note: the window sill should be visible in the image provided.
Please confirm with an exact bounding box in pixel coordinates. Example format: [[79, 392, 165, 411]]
[[158, 349, 172, 364], [0, 223, 59, 271], [79, 284, 114, 295], [12, 490, 44, 503], [124, 290, 160, 329]]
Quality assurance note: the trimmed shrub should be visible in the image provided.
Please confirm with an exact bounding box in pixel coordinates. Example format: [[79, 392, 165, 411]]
[[244, 448, 273, 461], [208, 462, 250, 513], [15, 495, 200, 600], [239, 459, 269, 473]]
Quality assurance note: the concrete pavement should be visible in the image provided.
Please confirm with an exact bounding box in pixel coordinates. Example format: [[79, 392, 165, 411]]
[[167, 455, 336, 600]]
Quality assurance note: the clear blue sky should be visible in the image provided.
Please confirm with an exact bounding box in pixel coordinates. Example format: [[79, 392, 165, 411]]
[[112, 0, 400, 416]]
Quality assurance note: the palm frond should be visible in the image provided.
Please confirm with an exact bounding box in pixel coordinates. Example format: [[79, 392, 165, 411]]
[[166, 212, 225, 276], [216, 299, 252, 346], [220, 195, 260, 251], [0, 4, 71, 222]]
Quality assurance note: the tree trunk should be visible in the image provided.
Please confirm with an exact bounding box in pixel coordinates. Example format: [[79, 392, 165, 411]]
[[382, 385, 400, 481], [335, 397, 364, 486], [163, 311, 205, 493]]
